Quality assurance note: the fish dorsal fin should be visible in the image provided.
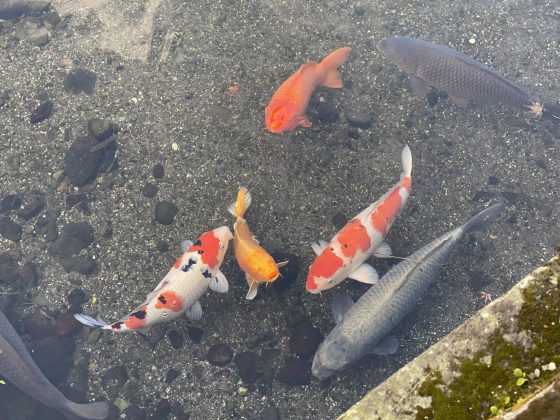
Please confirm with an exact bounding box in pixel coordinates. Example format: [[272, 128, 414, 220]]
[[295, 61, 319, 77], [332, 294, 354, 324], [370, 335, 398, 355], [311, 240, 329, 256], [209, 270, 229, 293], [348, 263, 379, 284], [74, 313, 109, 328], [245, 275, 259, 300], [373, 242, 392, 258], [185, 301, 203, 320], [181, 240, 193, 252]]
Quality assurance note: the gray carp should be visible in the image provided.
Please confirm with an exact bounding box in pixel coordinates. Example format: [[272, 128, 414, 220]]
[[311, 202, 505, 379], [0, 309, 109, 419], [377, 37, 560, 120]]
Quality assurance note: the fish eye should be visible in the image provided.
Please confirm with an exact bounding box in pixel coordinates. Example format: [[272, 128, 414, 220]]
[[219, 243, 224, 249], [327, 278, 333, 283], [162, 312, 168, 317]]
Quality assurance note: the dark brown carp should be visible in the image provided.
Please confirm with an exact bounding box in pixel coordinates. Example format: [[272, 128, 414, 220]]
[[378, 37, 560, 121], [0, 309, 109, 419]]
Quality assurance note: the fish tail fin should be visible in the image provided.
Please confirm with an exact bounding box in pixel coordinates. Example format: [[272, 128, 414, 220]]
[[62, 400, 109, 420], [228, 187, 252, 219], [543, 101, 560, 121], [463, 202, 505, 233], [73, 313, 110, 329], [401, 144, 412, 178], [319, 47, 352, 89]]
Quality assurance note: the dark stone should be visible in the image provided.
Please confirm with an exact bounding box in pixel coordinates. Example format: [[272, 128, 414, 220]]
[[123, 405, 146, 420], [344, 110, 373, 129], [29, 336, 73, 383], [17, 191, 46, 220], [51, 222, 94, 259], [101, 365, 128, 392], [142, 183, 158, 198], [155, 201, 178, 225], [30, 100, 53, 124], [246, 330, 274, 349], [501, 191, 519, 204], [66, 193, 88, 209], [0, 194, 22, 213], [507, 214, 518, 225], [64, 135, 103, 186], [206, 343, 233, 366], [331, 212, 348, 229], [289, 320, 323, 358], [87, 118, 118, 141], [0, 253, 20, 285], [21, 262, 38, 287], [63, 255, 97, 275], [0, 216, 22, 241], [23, 310, 57, 339], [187, 326, 203, 343], [157, 240, 169, 253], [54, 312, 82, 336], [167, 329, 184, 349], [404, 120, 413, 129], [234, 351, 263, 383], [348, 127, 359, 139], [44, 220, 58, 241], [164, 368, 181, 384], [63, 68, 97, 94], [154, 399, 172, 418], [68, 288, 87, 308], [152, 163, 164, 179], [97, 139, 118, 173], [270, 252, 299, 293], [488, 176, 500, 185], [276, 357, 311, 385], [261, 405, 280, 420], [316, 102, 339, 123], [353, 5, 365, 16]]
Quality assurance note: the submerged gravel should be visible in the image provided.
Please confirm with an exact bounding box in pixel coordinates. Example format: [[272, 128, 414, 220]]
[[0, 0, 559, 419]]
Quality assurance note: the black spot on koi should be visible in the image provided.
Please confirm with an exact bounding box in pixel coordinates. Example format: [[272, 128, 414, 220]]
[[181, 258, 197, 272], [132, 309, 147, 319], [202, 269, 212, 279]]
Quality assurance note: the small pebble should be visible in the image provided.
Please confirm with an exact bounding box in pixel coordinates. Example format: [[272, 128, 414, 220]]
[[206, 343, 233, 366], [344, 110, 373, 129], [152, 163, 164, 179], [30, 100, 53, 124], [63, 68, 97, 94], [168, 329, 184, 349], [165, 368, 181, 384], [0, 216, 22, 242], [142, 182, 158, 198], [155, 201, 178, 225], [187, 326, 203, 343]]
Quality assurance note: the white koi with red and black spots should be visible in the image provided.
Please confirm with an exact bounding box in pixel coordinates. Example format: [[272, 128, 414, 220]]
[[74, 226, 233, 332], [306, 145, 412, 293]]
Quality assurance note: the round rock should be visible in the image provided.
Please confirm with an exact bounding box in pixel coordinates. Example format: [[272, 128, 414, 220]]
[[155, 201, 178, 225], [64, 135, 103, 186], [207, 343, 233, 367], [344, 110, 373, 129]]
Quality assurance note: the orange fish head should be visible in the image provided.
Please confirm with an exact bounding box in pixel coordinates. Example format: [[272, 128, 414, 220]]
[[258, 264, 280, 282], [306, 247, 344, 293], [265, 100, 298, 133]]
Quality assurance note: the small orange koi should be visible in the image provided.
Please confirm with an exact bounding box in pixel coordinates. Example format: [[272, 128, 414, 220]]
[[228, 187, 288, 299]]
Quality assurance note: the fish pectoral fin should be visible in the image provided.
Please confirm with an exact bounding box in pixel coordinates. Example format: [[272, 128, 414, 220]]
[[181, 239, 193, 252], [276, 260, 289, 268], [448, 94, 467, 108], [408, 74, 431, 97], [332, 294, 354, 324], [370, 335, 398, 355], [322, 68, 343, 89], [373, 242, 392, 258], [311, 240, 329, 256], [348, 263, 379, 284], [185, 301, 203, 320], [74, 313, 109, 328], [209, 270, 229, 293], [245, 275, 260, 300], [299, 116, 312, 128]]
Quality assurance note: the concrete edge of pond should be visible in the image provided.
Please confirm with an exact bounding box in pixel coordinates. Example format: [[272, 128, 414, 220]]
[[339, 253, 560, 420]]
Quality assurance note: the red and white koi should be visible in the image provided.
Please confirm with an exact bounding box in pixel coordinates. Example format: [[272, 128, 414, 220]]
[[306, 145, 412, 293], [74, 226, 233, 332]]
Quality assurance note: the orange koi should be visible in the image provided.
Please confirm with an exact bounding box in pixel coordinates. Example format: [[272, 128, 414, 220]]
[[265, 47, 351, 133], [228, 187, 288, 299]]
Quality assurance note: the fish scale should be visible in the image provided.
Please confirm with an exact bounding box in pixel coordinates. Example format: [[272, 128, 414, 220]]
[[311, 202, 505, 379]]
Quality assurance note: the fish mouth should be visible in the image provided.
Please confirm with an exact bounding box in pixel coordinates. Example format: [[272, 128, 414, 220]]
[[311, 351, 336, 379]]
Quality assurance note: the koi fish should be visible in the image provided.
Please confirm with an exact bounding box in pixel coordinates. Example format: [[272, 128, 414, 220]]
[[0, 309, 109, 419], [265, 47, 352, 133], [227, 187, 288, 300], [306, 145, 412, 293], [377, 37, 560, 120], [74, 226, 233, 332], [312, 202, 505, 379]]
